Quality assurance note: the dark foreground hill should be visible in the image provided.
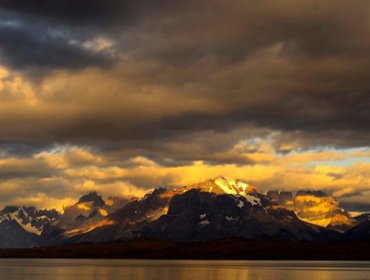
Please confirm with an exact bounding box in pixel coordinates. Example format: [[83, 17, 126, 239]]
[[0, 239, 370, 260]]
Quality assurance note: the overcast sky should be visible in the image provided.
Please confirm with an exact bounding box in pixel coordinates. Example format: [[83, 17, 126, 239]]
[[0, 0, 369, 211]]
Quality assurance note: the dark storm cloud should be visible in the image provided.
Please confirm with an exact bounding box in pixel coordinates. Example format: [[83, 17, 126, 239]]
[[0, 11, 114, 70], [0, 0, 369, 161], [0, 142, 43, 157], [341, 202, 370, 213], [0, 0, 178, 31], [0, 0, 130, 26], [94, 126, 266, 167], [0, 0, 178, 70]]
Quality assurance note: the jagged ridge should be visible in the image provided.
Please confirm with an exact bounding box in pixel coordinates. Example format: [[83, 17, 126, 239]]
[[0, 177, 368, 248]]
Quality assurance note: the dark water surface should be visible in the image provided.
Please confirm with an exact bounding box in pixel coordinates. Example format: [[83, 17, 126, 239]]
[[0, 259, 369, 280]]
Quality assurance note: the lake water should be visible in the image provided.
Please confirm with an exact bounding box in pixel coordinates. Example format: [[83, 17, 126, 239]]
[[0, 259, 369, 280]]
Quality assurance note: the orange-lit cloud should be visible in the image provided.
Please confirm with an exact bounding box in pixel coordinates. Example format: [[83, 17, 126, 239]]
[[0, 144, 368, 211]]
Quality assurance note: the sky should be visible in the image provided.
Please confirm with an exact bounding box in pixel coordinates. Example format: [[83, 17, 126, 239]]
[[0, 0, 369, 212]]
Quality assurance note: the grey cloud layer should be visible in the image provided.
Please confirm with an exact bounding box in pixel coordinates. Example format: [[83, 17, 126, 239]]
[[0, 0, 369, 160], [0, 10, 114, 70]]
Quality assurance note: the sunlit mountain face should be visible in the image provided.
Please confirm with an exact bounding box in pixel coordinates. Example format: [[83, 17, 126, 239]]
[[1, 177, 369, 248], [0, 0, 369, 219]]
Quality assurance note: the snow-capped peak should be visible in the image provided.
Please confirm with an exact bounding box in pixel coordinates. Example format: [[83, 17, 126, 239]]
[[0, 206, 60, 236], [214, 176, 255, 195], [175, 176, 262, 206]]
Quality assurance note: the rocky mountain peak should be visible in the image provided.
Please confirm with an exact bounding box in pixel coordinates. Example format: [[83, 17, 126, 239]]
[[267, 189, 355, 231], [0, 206, 61, 238], [177, 176, 259, 197], [77, 192, 105, 207]]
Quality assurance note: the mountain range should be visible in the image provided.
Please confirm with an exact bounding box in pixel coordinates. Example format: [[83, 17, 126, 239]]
[[0, 177, 369, 248]]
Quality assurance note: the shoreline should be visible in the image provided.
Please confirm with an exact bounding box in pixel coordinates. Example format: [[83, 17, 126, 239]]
[[0, 239, 369, 260]]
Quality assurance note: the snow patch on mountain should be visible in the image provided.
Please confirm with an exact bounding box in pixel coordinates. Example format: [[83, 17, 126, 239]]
[[214, 177, 260, 201], [199, 220, 210, 226], [236, 200, 245, 208], [214, 177, 239, 195], [225, 216, 238, 222], [245, 194, 261, 206]]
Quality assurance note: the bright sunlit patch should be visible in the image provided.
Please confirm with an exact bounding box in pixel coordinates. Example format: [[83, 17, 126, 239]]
[[99, 208, 108, 216], [64, 219, 115, 237], [76, 202, 92, 211]]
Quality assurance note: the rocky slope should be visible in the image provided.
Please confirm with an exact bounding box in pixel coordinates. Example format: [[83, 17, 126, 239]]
[[140, 189, 333, 242], [42, 192, 128, 243]]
